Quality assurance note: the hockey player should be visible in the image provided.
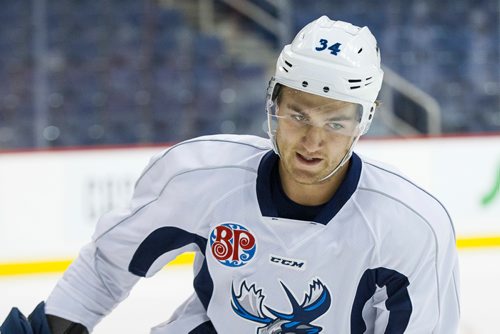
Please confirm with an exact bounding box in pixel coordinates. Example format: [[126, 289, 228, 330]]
[[1, 16, 460, 333]]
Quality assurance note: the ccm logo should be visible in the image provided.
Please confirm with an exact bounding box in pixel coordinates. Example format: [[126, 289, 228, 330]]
[[269, 255, 305, 270]]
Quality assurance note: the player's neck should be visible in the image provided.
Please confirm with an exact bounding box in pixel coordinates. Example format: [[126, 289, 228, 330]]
[[278, 161, 349, 206]]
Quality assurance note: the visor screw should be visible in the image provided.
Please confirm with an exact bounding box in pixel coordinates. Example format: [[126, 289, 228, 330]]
[[302, 81, 309, 87], [323, 86, 330, 93]]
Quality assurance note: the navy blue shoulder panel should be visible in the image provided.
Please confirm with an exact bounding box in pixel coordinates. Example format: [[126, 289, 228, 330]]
[[129, 227, 207, 276]]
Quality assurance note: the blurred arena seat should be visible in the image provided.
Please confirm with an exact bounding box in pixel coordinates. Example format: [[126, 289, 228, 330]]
[[0, 0, 497, 149]]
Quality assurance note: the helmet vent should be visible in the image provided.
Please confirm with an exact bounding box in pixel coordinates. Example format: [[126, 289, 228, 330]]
[[323, 86, 330, 93], [302, 81, 309, 87], [349, 77, 374, 89], [358, 48, 363, 54], [284, 60, 293, 67], [281, 66, 289, 73]]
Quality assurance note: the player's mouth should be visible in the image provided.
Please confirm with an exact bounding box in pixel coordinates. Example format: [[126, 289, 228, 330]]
[[296, 152, 323, 166]]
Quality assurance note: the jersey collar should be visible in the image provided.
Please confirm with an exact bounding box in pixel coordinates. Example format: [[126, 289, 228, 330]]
[[256, 150, 362, 225]]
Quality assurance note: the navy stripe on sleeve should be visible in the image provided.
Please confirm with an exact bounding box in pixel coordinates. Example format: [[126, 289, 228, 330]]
[[129, 227, 215, 313], [193, 258, 214, 310], [128, 227, 207, 276], [351, 267, 412, 333], [188, 320, 217, 334]]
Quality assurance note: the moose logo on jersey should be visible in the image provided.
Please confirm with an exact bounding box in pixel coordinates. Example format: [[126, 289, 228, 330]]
[[210, 223, 256, 267], [231, 279, 331, 333]]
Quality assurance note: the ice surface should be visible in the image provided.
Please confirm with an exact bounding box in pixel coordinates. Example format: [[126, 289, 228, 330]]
[[1, 251, 499, 333]]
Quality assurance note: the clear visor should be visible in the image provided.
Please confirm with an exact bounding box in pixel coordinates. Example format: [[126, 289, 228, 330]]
[[267, 86, 363, 141]]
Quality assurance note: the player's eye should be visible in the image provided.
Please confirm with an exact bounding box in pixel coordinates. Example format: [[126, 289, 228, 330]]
[[326, 122, 345, 131], [291, 114, 307, 122]]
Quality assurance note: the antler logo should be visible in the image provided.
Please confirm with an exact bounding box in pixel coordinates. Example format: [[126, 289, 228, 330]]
[[231, 279, 331, 333], [210, 223, 256, 267]]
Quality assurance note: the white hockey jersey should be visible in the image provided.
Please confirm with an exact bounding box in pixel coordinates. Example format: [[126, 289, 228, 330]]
[[45, 134, 460, 333]]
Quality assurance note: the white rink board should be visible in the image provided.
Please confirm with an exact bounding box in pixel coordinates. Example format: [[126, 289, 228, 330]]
[[0, 135, 499, 262], [0, 135, 499, 333], [0, 147, 162, 262]]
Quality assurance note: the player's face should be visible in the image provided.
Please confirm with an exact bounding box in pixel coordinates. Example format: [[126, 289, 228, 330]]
[[273, 87, 361, 185]]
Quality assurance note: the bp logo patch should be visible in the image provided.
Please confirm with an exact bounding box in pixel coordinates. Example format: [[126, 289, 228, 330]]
[[210, 223, 256, 267]]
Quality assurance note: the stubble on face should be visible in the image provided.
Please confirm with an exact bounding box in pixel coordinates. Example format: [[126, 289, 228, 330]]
[[275, 89, 356, 186], [277, 132, 351, 186], [273, 88, 360, 205]]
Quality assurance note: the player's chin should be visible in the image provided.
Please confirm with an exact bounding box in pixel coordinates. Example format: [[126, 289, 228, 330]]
[[289, 168, 327, 185]]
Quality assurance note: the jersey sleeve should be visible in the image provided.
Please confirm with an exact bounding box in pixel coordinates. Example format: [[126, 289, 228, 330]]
[[356, 159, 460, 333], [371, 201, 460, 333], [44, 145, 210, 331], [44, 135, 269, 332], [404, 211, 460, 333]]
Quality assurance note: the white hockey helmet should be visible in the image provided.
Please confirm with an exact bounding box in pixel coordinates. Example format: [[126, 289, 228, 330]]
[[267, 15, 384, 138]]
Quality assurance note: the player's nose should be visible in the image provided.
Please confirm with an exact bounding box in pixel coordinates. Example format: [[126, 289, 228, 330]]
[[301, 125, 324, 151]]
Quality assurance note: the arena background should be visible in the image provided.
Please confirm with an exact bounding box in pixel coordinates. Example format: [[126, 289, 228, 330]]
[[0, 0, 499, 333]]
